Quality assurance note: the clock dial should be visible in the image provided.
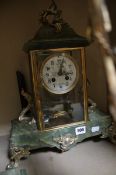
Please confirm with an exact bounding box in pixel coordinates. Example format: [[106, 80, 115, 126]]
[[40, 53, 79, 94]]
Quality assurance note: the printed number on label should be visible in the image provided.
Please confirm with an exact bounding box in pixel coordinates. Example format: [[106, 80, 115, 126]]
[[75, 126, 86, 135]]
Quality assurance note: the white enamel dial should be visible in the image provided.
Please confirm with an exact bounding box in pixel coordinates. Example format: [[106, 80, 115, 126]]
[[40, 53, 79, 94]]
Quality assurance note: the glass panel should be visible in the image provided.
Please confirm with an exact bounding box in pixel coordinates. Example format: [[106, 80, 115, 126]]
[[33, 49, 86, 129]]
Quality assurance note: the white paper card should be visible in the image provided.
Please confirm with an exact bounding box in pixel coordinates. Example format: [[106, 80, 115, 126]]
[[91, 126, 100, 133]]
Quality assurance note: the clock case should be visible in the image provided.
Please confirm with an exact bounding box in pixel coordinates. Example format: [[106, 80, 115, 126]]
[[29, 47, 88, 130], [8, 1, 113, 169]]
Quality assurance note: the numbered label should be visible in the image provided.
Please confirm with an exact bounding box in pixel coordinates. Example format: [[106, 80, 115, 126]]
[[75, 126, 86, 135]]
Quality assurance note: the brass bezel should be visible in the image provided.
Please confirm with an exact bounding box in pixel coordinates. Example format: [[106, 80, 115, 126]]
[[30, 47, 88, 131], [40, 53, 79, 94]]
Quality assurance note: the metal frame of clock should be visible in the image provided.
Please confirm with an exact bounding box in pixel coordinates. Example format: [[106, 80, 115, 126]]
[[30, 47, 88, 130]]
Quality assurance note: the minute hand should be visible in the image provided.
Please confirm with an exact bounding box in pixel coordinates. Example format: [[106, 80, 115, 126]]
[[58, 59, 64, 76]]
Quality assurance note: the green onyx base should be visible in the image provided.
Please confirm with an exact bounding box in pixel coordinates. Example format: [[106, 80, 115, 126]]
[[4, 108, 112, 174], [9, 108, 112, 157]]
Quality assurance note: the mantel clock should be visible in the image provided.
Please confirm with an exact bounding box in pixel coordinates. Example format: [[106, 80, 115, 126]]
[[24, 4, 89, 131], [8, 1, 114, 169]]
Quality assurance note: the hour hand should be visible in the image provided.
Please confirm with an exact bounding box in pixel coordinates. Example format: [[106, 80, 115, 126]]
[[58, 67, 63, 76]]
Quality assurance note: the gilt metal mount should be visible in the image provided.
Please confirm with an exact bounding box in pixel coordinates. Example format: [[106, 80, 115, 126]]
[[40, 0, 63, 32]]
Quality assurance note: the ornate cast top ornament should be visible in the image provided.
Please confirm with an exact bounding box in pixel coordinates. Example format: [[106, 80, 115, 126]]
[[40, 0, 63, 32]]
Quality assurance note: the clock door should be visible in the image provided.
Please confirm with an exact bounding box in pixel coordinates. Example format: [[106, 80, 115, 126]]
[[30, 48, 88, 130]]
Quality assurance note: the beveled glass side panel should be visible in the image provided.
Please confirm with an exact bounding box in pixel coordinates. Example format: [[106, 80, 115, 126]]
[[31, 48, 87, 129]]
